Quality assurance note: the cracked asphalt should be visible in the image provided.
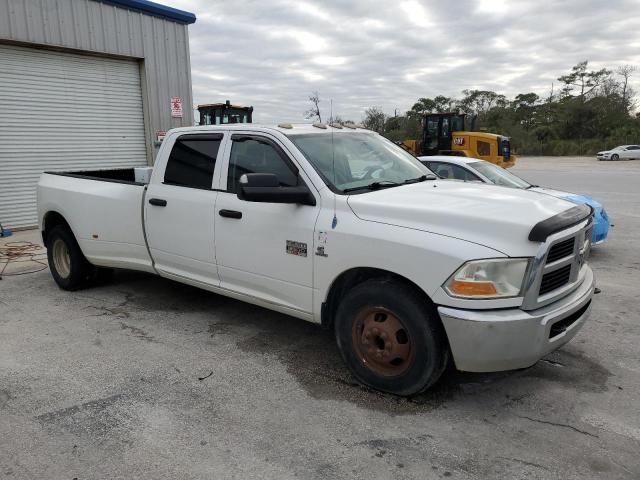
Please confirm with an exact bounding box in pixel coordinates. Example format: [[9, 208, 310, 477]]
[[1, 156, 639, 479]]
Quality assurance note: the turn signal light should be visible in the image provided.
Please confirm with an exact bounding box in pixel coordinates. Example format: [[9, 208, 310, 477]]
[[448, 280, 497, 296]]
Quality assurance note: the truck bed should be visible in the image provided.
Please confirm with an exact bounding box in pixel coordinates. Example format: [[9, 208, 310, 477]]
[[45, 168, 145, 185], [38, 171, 154, 272]]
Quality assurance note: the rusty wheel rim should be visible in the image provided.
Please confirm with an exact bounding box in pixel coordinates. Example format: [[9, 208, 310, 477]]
[[351, 307, 414, 377]]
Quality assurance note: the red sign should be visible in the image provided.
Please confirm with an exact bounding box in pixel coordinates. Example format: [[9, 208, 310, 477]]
[[156, 131, 167, 142], [171, 96, 183, 118]]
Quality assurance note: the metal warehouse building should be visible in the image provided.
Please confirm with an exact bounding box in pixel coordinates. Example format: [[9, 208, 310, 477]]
[[0, 0, 196, 229]]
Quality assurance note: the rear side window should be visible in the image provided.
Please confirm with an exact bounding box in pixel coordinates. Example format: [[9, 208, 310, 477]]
[[450, 164, 480, 181], [227, 136, 298, 193], [429, 161, 480, 181], [428, 162, 450, 178], [477, 140, 491, 157], [164, 135, 222, 189]]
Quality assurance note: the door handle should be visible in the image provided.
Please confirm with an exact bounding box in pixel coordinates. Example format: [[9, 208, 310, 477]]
[[148, 198, 167, 207], [219, 209, 242, 219]]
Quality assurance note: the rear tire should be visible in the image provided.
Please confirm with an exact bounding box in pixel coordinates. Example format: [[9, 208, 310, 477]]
[[334, 279, 449, 396], [46, 225, 94, 290]]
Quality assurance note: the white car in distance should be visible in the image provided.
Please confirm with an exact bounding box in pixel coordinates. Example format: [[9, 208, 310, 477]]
[[596, 145, 640, 161]]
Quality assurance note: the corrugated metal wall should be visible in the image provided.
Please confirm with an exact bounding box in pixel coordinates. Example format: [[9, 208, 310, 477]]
[[0, 44, 148, 228], [0, 0, 194, 164]]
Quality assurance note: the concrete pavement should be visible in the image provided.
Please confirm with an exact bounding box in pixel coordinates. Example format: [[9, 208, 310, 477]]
[[1, 156, 639, 479]]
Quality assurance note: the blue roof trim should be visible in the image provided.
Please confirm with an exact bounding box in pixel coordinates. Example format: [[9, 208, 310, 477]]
[[100, 0, 196, 24]]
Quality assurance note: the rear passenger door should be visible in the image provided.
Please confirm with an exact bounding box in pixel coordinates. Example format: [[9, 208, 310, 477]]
[[145, 133, 224, 286]]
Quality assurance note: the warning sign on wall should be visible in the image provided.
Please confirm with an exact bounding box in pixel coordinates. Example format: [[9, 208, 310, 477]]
[[171, 97, 183, 118]]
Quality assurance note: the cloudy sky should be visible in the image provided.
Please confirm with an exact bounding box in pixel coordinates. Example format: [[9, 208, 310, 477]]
[[169, 0, 640, 123]]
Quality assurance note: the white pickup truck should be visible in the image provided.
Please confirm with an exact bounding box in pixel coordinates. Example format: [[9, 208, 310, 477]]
[[37, 124, 595, 395]]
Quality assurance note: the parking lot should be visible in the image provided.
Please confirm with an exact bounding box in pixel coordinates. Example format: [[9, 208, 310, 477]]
[[1, 156, 639, 479]]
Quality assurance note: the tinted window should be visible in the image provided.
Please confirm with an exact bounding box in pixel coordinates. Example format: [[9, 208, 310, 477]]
[[628, 145, 640, 150], [425, 118, 439, 149], [451, 164, 480, 181], [469, 161, 530, 188], [228, 137, 298, 193], [441, 117, 450, 138], [164, 136, 221, 188], [451, 115, 465, 131], [428, 162, 450, 178], [477, 140, 491, 157], [429, 162, 479, 181]]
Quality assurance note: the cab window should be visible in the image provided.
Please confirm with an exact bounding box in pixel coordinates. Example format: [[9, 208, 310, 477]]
[[164, 135, 222, 189], [425, 117, 439, 150], [476, 140, 491, 157], [227, 136, 298, 193]]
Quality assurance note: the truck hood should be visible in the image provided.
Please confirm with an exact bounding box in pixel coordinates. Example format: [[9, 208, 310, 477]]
[[530, 186, 602, 212], [347, 181, 576, 256]]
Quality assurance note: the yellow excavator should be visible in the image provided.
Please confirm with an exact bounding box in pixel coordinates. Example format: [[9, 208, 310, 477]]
[[401, 113, 516, 168]]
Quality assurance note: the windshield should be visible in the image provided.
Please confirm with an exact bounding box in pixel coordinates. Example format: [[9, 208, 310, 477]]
[[287, 132, 432, 193], [468, 161, 531, 189]]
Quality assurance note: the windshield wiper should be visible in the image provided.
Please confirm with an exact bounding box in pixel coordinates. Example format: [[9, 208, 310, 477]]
[[525, 184, 539, 189], [343, 180, 401, 193], [403, 174, 436, 184], [343, 175, 437, 193]]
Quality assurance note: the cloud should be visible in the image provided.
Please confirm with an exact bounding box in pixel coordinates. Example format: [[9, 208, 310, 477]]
[[170, 0, 640, 123], [400, 1, 433, 28]]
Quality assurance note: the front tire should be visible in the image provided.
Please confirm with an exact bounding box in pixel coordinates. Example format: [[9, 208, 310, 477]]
[[46, 225, 94, 290], [611, 154, 619, 161], [334, 279, 449, 396]]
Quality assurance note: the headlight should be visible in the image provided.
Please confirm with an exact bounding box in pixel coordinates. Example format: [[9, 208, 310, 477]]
[[444, 258, 530, 299]]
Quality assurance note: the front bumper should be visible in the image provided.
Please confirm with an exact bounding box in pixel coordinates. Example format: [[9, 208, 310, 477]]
[[438, 266, 595, 372]]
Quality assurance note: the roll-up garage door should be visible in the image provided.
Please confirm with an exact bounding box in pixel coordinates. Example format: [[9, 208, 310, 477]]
[[0, 44, 147, 229]]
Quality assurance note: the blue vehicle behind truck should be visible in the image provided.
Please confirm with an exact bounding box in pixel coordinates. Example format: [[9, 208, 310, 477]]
[[420, 156, 610, 245]]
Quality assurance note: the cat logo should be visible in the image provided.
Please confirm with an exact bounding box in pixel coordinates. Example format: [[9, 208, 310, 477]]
[[453, 136, 465, 146]]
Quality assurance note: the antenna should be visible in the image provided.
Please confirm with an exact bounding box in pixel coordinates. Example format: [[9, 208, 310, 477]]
[[330, 99, 338, 228]]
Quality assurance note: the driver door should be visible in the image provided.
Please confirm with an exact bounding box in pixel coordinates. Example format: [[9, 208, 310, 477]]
[[214, 133, 320, 315]]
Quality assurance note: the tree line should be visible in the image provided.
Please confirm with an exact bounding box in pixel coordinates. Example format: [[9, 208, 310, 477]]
[[306, 61, 639, 156]]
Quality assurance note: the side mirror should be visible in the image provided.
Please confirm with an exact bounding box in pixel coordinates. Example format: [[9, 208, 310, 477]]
[[237, 173, 316, 206]]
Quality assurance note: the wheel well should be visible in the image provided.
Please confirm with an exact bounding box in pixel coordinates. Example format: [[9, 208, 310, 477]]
[[321, 267, 434, 330], [42, 211, 71, 244]]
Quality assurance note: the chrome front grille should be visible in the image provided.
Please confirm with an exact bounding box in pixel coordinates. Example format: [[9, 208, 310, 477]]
[[546, 237, 575, 263], [539, 264, 572, 295], [521, 218, 592, 310]]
